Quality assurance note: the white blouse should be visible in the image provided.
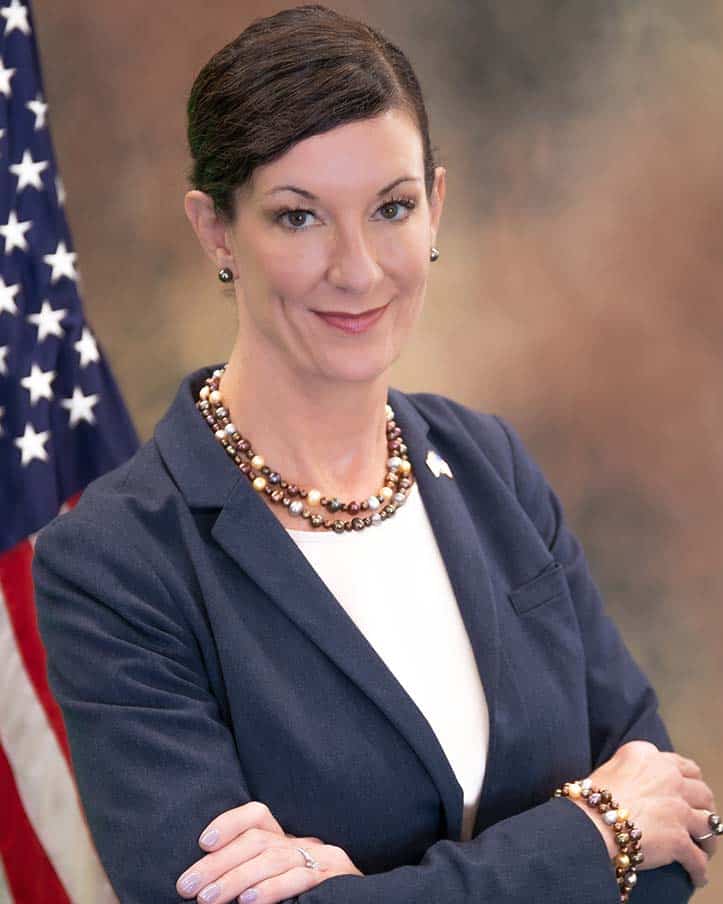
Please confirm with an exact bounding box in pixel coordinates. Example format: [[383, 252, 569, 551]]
[[286, 480, 490, 841]]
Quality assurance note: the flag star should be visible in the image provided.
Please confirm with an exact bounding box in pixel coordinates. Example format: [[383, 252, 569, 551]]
[[0, 57, 17, 98], [61, 386, 100, 427], [26, 299, 67, 341], [0, 345, 8, 375], [9, 149, 49, 191], [0, 276, 21, 316], [20, 363, 56, 405], [43, 240, 78, 283], [0, 209, 32, 253], [26, 94, 48, 131], [1, 0, 31, 36], [14, 422, 50, 466], [55, 175, 66, 206], [74, 325, 100, 367]]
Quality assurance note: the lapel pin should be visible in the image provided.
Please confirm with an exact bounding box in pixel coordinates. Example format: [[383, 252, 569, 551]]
[[425, 449, 454, 479]]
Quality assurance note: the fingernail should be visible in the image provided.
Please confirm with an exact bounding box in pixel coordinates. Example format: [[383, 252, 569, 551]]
[[199, 827, 220, 848], [199, 884, 221, 904], [178, 873, 201, 895], [239, 890, 258, 904]]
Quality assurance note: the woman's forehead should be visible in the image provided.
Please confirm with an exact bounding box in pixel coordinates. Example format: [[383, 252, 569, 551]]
[[250, 111, 424, 195]]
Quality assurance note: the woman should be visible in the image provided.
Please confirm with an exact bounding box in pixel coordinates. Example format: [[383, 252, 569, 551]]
[[32, 5, 719, 904]]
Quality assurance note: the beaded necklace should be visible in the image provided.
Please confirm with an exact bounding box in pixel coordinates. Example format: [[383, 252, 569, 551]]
[[196, 365, 416, 533]]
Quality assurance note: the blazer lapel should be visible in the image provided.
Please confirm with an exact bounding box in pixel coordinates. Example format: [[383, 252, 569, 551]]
[[155, 366, 502, 842]]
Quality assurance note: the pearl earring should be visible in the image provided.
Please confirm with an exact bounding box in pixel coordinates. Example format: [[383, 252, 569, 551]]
[[430, 247, 440, 262], [218, 266, 234, 283]]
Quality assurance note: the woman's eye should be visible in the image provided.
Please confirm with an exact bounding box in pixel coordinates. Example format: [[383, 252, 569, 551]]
[[275, 197, 416, 231], [277, 209, 316, 230], [376, 199, 416, 221]]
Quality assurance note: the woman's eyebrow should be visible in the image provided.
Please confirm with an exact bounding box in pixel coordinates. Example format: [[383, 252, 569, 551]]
[[264, 175, 421, 201]]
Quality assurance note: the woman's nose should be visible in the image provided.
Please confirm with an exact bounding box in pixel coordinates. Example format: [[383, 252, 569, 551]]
[[326, 227, 384, 295]]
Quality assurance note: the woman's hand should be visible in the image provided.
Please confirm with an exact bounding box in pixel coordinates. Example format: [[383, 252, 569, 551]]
[[567, 741, 718, 889], [176, 801, 364, 904]]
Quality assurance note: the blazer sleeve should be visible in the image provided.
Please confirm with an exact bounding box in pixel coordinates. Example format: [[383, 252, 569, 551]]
[[32, 434, 692, 904], [489, 414, 694, 903]]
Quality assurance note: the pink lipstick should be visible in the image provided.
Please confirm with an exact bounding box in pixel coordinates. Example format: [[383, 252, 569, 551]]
[[312, 302, 389, 334]]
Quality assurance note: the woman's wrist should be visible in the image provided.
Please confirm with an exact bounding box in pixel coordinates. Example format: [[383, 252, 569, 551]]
[[553, 779, 644, 903], [566, 794, 618, 857]]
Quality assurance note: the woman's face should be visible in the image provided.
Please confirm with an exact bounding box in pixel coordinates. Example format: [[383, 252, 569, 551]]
[[218, 108, 446, 386]]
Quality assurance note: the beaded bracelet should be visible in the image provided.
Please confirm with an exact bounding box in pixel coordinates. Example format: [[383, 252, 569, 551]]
[[553, 778, 644, 903]]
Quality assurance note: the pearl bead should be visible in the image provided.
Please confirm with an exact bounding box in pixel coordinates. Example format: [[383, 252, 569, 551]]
[[214, 429, 226, 441], [210, 390, 222, 404], [603, 810, 619, 826], [387, 456, 402, 470], [615, 854, 631, 870], [385, 404, 394, 421], [200, 385, 210, 400], [581, 778, 593, 792], [616, 808, 629, 822], [566, 782, 582, 799], [399, 460, 411, 475], [225, 423, 237, 435], [289, 501, 304, 516], [252, 476, 267, 491], [380, 487, 393, 500], [307, 489, 321, 506], [251, 454, 264, 470], [393, 492, 405, 505], [371, 513, 382, 525], [367, 496, 380, 510]]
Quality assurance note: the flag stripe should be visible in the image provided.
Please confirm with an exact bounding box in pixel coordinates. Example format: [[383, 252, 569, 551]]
[[0, 846, 16, 904], [0, 540, 71, 763], [0, 585, 118, 904], [0, 743, 69, 904]]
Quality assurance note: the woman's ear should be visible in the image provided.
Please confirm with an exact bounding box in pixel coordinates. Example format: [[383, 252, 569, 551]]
[[429, 165, 446, 245], [183, 190, 235, 271]]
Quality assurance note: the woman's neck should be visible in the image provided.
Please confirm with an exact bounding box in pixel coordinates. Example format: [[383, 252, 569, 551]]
[[219, 352, 391, 503]]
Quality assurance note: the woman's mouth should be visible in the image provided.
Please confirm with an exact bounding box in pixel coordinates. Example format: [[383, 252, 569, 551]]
[[312, 302, 390, 335]]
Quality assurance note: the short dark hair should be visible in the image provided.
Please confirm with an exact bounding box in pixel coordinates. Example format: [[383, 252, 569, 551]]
[[186, 4, 439, 223]]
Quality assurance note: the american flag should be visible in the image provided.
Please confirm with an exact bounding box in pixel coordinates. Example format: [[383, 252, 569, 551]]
[[0, 1, 138, 900]]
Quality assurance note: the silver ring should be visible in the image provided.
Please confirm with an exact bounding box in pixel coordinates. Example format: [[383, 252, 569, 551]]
[[296, 846, 321, 870], [693, 812, 722, 843]]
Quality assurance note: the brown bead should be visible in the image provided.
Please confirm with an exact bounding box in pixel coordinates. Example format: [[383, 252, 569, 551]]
[[282, 497, 291, 507], [271, 490, 284, 503], [348, 502, 360, 514], [352, 518, 365, 531], [332, 520, 345, 533], [310, 515, 324, 528], [287, 484, 299, 497]]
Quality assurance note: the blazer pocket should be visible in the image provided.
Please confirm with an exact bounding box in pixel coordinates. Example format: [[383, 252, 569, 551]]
[[508, 561, 570, 615]]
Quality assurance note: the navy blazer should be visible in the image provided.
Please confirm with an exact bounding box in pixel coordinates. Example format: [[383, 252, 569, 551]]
[[32, 363, 693, 904]]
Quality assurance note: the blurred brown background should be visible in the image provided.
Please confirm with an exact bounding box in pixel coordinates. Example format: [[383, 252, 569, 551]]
[[34, 0, 723, 898]]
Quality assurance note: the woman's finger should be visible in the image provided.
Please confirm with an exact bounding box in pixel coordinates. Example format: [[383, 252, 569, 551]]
[[198, 802, 285, 851], [177, 827, 275, 898], [662, 752, 703, 779], [236, 864, 326, 904], [197, 843, 325, 904], [681, 778, 717, 813], [691, 809, 719, 860]]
